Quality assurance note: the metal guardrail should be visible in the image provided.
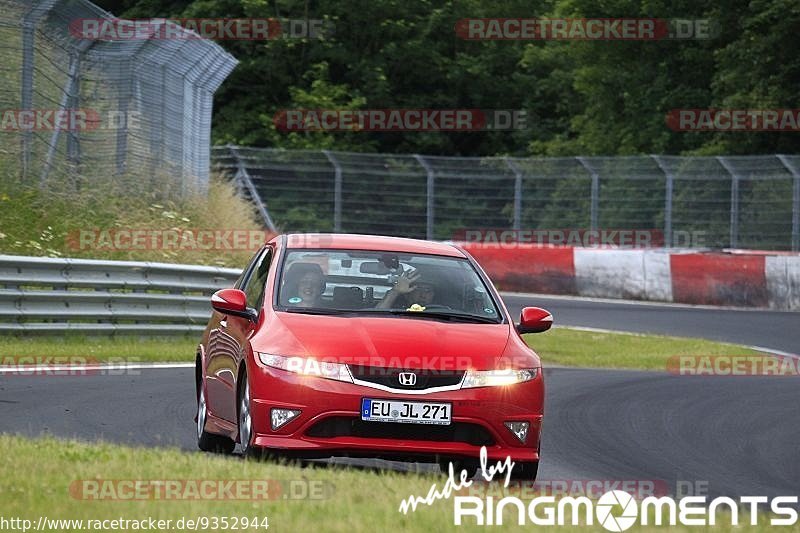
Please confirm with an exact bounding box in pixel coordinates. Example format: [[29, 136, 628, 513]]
[[0, 255, 241, 334]]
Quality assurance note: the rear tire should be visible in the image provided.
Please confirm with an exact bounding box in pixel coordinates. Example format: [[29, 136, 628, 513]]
[[197, 388, 235, 454]]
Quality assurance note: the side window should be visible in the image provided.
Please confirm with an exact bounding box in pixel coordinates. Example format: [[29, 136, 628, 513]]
[[242, 248, 273, 310], [235, 249, 263, 290]]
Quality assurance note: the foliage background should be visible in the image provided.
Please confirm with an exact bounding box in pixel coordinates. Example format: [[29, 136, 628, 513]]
[[93, 0, 800, 157]]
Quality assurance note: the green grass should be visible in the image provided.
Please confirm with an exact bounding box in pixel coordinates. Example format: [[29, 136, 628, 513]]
[[0, 435, 779, 532], [525, 327, 763, 370], [0, 330, 780, 532], [0, 176, 263, 268], [0, 328, 765, 371], [0, 336, 198, 363], [0, 435, 446, 533]]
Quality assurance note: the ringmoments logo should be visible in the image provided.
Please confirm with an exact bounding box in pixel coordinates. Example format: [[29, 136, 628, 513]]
[[398, 447, 799, 529], [453, 493, 799, 528], [596, 490, 638, 531]]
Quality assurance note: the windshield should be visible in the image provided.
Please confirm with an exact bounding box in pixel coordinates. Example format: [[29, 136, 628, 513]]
[[276, 249, 501, 322]]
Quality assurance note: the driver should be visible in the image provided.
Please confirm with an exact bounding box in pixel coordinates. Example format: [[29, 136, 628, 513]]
[[377, 268, 436, 309], [283, 262, 326, 308]]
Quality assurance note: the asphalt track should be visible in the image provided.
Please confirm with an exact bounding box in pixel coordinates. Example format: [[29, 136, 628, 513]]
[[1, 295, 798, 500], [501, 293, 800, 356]]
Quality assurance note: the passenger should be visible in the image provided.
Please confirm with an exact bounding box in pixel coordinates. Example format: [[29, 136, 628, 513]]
[[378, 268, 437, 309], [283, 263, 326, 308]]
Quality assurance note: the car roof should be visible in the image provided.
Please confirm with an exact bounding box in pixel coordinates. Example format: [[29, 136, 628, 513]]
[[283, 233, 466, 258]]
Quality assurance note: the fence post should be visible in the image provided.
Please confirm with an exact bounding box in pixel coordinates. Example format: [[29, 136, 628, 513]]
[[148, 37, 193, 191], [115, 87, 130, 175], [20, 0, 57, 182], [115, 37, 151, 177], [322, 150, 343, 232], [577, 157, 599, 231], [717, 156, 739, 249], [20, 21, 34, 180], [40, 40, 94, 188], [229, 145, 276, 232], [777, 155, 800, 252], [193, 44, 237, 196], [651, 155, 674, 247], [505, 158, 523, 230], [414, 155, 435, 240]]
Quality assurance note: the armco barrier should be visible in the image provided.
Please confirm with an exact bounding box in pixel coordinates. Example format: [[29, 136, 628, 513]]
[[0, 247, 797, 336], [462, 244, 800, 310], [0, 255, 241, 334]]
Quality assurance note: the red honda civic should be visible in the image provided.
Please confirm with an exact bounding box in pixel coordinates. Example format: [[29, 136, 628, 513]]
[[195, 233, 552, 479]]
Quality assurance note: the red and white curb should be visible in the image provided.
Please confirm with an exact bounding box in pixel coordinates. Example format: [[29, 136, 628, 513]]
[[463, 244, 800, 310]]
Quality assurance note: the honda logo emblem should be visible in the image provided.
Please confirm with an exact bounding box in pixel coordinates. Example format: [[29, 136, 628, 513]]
[[398, 372, 417, 386]]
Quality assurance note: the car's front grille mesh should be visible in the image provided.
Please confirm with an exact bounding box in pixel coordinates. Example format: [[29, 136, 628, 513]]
[[347, 365, 464, 390], [305, 417, 494, 446]]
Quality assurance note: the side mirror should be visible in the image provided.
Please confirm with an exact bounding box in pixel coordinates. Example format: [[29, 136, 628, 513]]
[[517, 307, 553, 334], [211, 289, 258, 322]]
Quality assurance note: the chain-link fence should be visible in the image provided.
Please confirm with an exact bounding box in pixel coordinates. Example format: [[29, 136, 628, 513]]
[[213, 146, 800, 251], [0, 0, 237, 197]]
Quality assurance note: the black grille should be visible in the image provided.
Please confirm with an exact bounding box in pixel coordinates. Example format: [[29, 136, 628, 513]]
[[306, 416, 494, 446], [348, 365, 464, 390]]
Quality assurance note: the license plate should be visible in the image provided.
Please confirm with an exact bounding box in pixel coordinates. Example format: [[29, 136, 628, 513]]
[[361, 398, 451, 425]]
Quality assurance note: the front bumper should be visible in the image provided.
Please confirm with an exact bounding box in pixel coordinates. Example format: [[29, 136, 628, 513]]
[[248, 362, 544, 463]]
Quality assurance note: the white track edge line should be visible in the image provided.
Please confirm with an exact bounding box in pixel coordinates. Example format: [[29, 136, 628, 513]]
[[0, 362, 194, 374]]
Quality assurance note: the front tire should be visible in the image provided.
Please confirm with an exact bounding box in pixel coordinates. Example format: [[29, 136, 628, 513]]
[[238, 374, 262, 459], [197, 388, 235, 454]]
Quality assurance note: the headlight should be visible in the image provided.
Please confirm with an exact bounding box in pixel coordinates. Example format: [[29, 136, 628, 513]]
[[258, 353, 353, 383], [461, 368, 538, 389]]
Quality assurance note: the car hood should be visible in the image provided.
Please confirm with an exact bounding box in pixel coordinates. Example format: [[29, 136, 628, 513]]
[[254, 312, 515, 371]]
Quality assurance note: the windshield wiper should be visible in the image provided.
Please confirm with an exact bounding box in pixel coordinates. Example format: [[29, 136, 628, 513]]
[[383, 309, 501, 324], [283, 307, 501, 323], [283, 307, 353, 316]]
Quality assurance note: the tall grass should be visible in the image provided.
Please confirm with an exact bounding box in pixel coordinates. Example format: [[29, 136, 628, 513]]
[[0, 167, 265, 267]]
